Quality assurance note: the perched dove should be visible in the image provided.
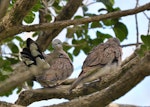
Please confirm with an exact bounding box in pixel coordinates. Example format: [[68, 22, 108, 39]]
[[69, 38, 122, 92], [21, 38, 73, 87]]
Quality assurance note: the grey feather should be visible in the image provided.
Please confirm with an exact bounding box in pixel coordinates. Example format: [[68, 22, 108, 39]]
[[69, 38, 122, 92], [35, 39, 73, 87], [21, 38, 73, 87]]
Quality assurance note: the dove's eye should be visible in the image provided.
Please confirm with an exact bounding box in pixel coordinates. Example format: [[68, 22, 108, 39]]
[[57, 42, 61, 44]]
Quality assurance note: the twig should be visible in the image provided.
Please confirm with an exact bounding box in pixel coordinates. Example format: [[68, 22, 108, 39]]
[[0, 3, 150, 43], [135, 0, 139, 47], [143, 11, 150, 35], [121, 43, 142, 47], [148, 20, 150, 35], [143, 11, 150, 20]]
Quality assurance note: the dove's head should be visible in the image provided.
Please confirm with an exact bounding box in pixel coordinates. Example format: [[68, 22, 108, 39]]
[[52, 39, 63, 49], [107, 38, 121, 46]]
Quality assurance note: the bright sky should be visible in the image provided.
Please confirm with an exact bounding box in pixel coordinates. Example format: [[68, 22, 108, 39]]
[[0, 0, 150, 107]]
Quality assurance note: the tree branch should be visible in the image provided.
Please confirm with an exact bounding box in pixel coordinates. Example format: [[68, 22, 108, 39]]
[[0, 0, 9, 20], [121, 43, 142, 47], [1, 0, 37, 27], [15, 51, 150, 106], [0, 65, 34, 95], [46, 51, 150, 107], [0, 101, 24, 107], [0, 0, 37, 40], [0, 2, 150, 47], [0, 62, 49, 96], [37, 0, 83, 51], [135, 0, 139, 47], [107, 103, 147, 107]]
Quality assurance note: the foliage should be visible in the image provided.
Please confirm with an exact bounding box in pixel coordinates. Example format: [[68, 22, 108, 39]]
[[1, 0, 148, 97], [138, 35, 150, 56]]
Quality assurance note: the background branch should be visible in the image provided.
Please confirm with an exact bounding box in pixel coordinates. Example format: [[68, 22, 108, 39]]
[[0, 2, 150, 48], [107, 103, 147, 107], [135, 0, 139, 47], [37, 0, 83, 51], [0, 0, 9, 20], [122, 43, 142, 47], [0, 101, 24, 107], [0, 62, 49, 95], [1, 0, 37, 27]]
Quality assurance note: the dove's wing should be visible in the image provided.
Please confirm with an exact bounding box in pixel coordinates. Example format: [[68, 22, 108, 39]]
[[69, 38, 122, 92], [36, 51, 73, 87], [80, 43, 122, 76]]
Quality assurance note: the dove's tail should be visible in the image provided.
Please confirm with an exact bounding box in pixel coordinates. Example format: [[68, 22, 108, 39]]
[[69, 72, 87, 93], [21, 38, 45, 67]]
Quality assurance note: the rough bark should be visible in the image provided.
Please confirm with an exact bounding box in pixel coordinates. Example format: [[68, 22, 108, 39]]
[[0, 2, 149, 48], [37, 0, 83, 51], [0, 101, 24, 107], [0, 0, 37, 41], [0, 1, 149, 107], [0, 101, 144, 107], [0, 0, 37, 26], [0, 0, 9, 19], [44, 51, 150, 107], [15, 51, 150, 106]]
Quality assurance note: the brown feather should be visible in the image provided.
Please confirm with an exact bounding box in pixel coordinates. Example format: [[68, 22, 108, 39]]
[[36, 39, 73, 87], [69, 38, 122, 92]]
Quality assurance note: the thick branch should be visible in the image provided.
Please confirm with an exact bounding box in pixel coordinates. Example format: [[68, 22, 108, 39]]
[[0, 48, 136, 97], [0, 0, 9, 19], [47, 52, 150, 107], [0, 62, 49, 95], [15, 51, 150, 106], [107, 103, 146, 107], [0, 67, 34, 95], [1, 0, 37, 26], [0, 0, 37, 35], [0, 2, 149, 46], [0, 101, 24, 107], [37, 0, 83, 51]]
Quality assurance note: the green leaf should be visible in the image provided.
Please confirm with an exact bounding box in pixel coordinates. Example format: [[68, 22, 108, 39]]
[[96, 31, 112, 40], [66, 28, 75, 38], [137, 44, 150, 57], [82, 5, 88, 12], [6, 57, 19, 64], [0, 88, 13, 96], [103, 19, 118, 26], [103, 19, 112, 26], [84, 13, 97, 17], [73, 48, 80, 56], [0, 57, 13, 82], [91, 22, 102, 28], [15, 36, 25, 48], [7, 42, 19, 53], [68, 52, 73, 62], [113, 22, 128, 41], [15, 36, 23, 42], [97, 0, 114, 7], [74, 15, 83, 19], [45, 14, 52, 22], [76, 28, 82, 38], [72, 39, 77, 44], [82, 46, 91, 54], [63, 42, 72, 51], [53, 1, 62, 14], [141, 35, 150, 46], [32, 0, 42, 12], [24, 11, 35, 23]]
